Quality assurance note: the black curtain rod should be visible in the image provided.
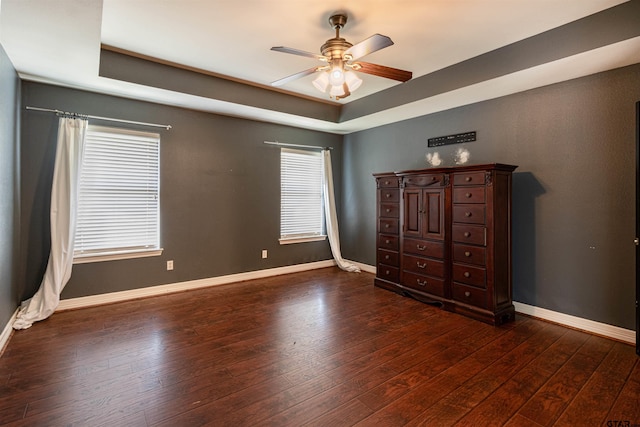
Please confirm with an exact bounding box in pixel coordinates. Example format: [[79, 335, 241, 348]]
[[25, 106, 172, 130], [264, 141, 332, 150]]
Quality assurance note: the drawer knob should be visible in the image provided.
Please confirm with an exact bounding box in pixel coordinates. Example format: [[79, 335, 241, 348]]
[[464, 231, 471, 237], [385, 270, 390, 275], [432, 176, 436, 181], [464, 271, 471, 278], [464, 251, 471, 257], [465, 192, 472, 198], [465, 212, 472, 217], [385, 255, 390, 260], [385, 224, 390, 228], [416, 262, 427, 269], [465, 291, 471, 297], [385, 193, 391, 198], [465, 177, 472, 182], [417, 279, 427, 287], [384, 180, 390, 185], [416, 244, 426, 251], [385, 240, 390, 244], [385, 208, 391, 213]]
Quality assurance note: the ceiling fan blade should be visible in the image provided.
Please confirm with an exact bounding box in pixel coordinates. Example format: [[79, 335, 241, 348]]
[[355, 61, 413, 82], [344, 34, 394, 60], [271, 67, 320, 87], [271, 46, 326, 61]]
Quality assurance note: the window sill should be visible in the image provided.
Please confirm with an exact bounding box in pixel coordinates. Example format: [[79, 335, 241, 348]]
[[73, 248, 163, 264], [279, 235, 327, 245]]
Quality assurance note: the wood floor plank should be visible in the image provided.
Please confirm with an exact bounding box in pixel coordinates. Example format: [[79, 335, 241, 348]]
[[0, 267, 635, 427], [553, 342, 638, 426], [356, 317, 504, 412], [353, 317, 545, 426], [453, 327, 589, 427], [404, 320, 566, 426], [515, 334, 616, 426], [604, 357, 640, 425]]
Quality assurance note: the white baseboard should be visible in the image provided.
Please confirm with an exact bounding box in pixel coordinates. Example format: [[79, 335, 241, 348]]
[[0, 309, 18, 356], [57, 259, 338, 311], [513, 301, 636, 345]]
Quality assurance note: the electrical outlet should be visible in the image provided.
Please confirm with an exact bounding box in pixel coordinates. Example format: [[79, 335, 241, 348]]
[[167, 260, 174, 271], [261, 250, 268, 259]]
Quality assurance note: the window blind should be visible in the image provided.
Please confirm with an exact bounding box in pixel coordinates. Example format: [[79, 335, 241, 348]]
[[280, 148, 324, 240], [74, 125, 160, 258]]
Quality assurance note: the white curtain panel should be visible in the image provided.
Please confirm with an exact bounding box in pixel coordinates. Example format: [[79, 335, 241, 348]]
[[13, 117, 87, 330], [322, 149, 360, 273]]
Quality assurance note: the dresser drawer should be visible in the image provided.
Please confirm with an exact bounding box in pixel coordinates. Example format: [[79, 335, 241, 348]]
[[403, 174, 445, 187], [452, 263, 486, 288], [379, 202, 399, 218], [379, 188, 399, 202], [403, 271, 445, 297], [377, 264, 399, 283], [453, 187, 485, 204], [453, 171, 485, 186], [403, 237, 444, 259], [452, 282, 488, 309], [403, 254, 445, 278], [378, 249, 399, 266], [378, 234, 399, 251], [377, 177, 400, 188], [452, 224, 486, 246], [453, 205, 485, 224], [379, 218, 399, 234], [453, 244, 486, 266]]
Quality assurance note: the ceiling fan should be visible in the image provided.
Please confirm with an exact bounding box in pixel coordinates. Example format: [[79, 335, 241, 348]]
[[270, 13, 412, 100]]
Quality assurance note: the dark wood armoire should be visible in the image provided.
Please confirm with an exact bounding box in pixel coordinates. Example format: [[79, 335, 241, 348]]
[[374, 163, 517, 325]]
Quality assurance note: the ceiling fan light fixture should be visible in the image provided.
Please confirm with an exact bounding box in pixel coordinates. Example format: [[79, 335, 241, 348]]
[[312, 72, 330, 92], [344, 71, 362, 92], [328, 62, 345, 86], [329, 84, 346, 97], [270, 13, 411, 100]]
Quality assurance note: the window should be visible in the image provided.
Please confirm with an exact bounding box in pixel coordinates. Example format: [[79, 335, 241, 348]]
[[74, 125, 162, 263], [280, 148, 325, 244]]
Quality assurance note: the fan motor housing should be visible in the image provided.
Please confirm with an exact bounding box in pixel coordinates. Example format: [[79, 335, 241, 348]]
[[321, 38, 353, 61]]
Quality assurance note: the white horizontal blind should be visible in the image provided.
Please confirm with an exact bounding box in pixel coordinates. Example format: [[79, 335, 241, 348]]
[[74, 125, 160, 257], [280, 148, 324, 240]]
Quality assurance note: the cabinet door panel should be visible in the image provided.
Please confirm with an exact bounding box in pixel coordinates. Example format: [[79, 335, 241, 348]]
[[424, 188, 444, 239], [403, 188, 421, 237]]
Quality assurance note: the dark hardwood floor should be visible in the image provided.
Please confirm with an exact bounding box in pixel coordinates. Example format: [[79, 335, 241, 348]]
[[0, 267, 638, 426]]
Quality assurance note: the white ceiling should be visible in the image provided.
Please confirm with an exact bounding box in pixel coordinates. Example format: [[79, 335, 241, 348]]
[[1, 0, 639, 133]]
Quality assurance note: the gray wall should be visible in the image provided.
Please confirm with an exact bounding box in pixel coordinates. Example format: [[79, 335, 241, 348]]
[[12, 64, 640, 331], [0, 43, 20, 328], [20, 82, 342, 300], [341, 64, 640, 330]]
